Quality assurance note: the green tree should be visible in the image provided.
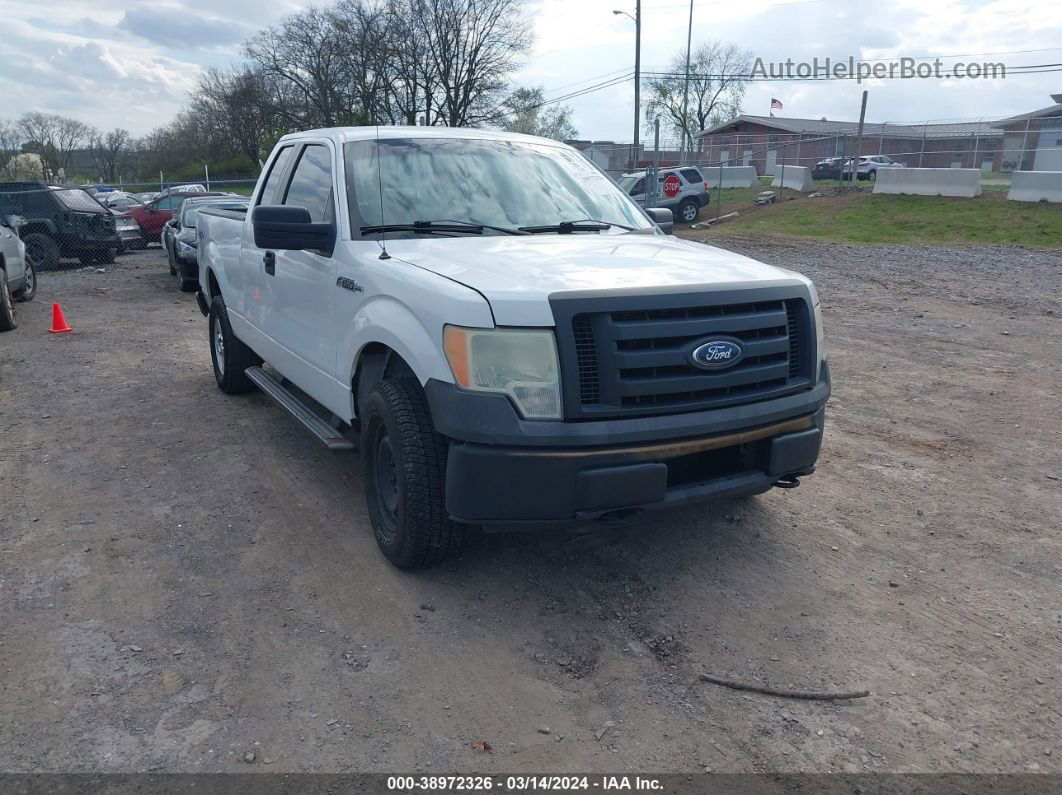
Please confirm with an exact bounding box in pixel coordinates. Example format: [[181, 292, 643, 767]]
[[501, 87, 577, 140]]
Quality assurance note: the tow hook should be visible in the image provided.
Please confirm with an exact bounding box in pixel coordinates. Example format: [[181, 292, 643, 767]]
[[773, 475, 801, 489]]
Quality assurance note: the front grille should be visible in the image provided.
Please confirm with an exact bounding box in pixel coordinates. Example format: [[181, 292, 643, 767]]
[[552, 288, 815, 419]]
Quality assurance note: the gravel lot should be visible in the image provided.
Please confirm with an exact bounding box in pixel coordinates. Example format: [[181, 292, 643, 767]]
[[1, 239, 1060, 774]]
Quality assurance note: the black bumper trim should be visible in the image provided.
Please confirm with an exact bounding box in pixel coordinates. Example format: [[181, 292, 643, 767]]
[[445, 409, 825, 523]]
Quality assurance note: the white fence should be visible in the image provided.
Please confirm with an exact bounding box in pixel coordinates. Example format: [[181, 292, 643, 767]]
[[872, 168, 982, 198], [1007, 170, 1062, 203]]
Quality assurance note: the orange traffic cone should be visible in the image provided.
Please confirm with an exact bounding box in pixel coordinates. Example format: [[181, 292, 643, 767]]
[[48, 303, 73, 334]]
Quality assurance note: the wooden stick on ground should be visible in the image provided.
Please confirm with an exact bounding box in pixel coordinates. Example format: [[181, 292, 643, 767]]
[[699, 673, 870, 701]]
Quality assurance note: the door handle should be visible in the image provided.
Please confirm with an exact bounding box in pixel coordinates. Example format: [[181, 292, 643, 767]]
[[263, 251, 275, 276]]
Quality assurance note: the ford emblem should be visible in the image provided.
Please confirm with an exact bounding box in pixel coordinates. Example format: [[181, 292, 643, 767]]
[[690, 338, 745, 371]]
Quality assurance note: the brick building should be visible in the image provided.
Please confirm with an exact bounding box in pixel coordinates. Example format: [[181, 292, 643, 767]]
[[694, 115, 1005, 175]]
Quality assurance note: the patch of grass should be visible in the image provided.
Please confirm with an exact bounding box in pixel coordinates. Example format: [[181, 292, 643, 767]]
[[694, 190, 1062, 247]]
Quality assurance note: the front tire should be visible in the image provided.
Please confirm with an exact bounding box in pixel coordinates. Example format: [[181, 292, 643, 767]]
[[361, 378, 464, 569], [13, 260, 36, 302], [208, 295, 261, 394], [0, 274, 17, 331]]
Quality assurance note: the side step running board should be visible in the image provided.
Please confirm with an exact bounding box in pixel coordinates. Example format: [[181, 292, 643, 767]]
[[245, 366, 356, 454]]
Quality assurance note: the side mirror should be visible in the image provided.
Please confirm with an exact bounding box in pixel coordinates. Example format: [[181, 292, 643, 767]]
[[646, 207, 673, 234], [252, 205, 335, 253]]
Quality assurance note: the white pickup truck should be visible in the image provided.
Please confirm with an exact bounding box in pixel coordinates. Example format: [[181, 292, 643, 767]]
[[196, 127, 829, 569]]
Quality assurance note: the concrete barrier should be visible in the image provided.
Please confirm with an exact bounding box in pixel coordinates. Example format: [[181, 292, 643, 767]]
[[770, 166, 814, 192], [704, 166, 759, 189], [873, 168, 982, 198], [1007, 170, 1062, 203]]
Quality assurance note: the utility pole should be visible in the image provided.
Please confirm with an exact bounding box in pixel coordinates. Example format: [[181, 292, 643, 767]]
[[613, 5, 643, 169], [851, 90, 868, 185], [634, 0, 642, 165], [680, 0, 693, 163]]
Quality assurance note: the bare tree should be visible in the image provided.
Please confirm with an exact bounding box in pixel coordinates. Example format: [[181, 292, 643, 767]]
[[500, 87, 577, 140], [0, 120, 24, 180], [17, 112, 91, 178], [416, 0, 532, 127], [643, 41, 752, 149], [193, 67, 278, 165], [244, 7, 354, 128], [88, 128, 131, 183]]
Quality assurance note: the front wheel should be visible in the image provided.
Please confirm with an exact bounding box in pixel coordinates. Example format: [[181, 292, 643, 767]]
[[361, 378, 464, 569], [208, 295, 261, 394], [0, 274, 17, 331], [13, 259, 36, 302]]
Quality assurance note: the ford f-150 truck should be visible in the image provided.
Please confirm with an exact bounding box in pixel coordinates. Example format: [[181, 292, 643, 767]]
[[196, 127, 828, 569]]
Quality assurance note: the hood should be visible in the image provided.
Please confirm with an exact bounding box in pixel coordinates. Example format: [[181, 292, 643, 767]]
[[386, 233, 810, 326]]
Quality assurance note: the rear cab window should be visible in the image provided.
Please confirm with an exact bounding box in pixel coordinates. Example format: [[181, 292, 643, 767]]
[[257, 145, 296, 206], [679, 169, 703, 184]]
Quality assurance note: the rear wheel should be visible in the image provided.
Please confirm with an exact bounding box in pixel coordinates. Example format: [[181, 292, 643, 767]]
[[208, 295, 261, 394], [21, 234, 59, 271], [868, 169, 877, 182], [13, 259, 36, 302], [361, 378, 464, 569], [677, 197, 700, 223], [0, 273, 17, 331]]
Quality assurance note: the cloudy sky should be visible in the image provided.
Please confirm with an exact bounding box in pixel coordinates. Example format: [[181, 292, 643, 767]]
[[0, 0, 1059, 142]]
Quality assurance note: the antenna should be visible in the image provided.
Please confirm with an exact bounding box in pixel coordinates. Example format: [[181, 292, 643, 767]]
[[375, 125, 390, 260]]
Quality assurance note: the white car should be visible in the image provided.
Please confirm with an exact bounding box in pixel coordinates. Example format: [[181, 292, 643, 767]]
[[196, 127, 828, 569], [843, 155, 905, 181], [0, 214, 37, 331]]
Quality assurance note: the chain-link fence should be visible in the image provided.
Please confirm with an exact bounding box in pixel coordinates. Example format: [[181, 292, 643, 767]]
[[571, 112, 1060, 225]]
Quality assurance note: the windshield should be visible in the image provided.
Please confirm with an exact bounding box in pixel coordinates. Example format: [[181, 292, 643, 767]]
[[617, 175, 641, 192], [344, 137, 653, 235], [51, 187, 107, 214]]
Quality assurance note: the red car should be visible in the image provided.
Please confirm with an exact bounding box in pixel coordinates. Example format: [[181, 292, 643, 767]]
[[130, 192, 226, 242]]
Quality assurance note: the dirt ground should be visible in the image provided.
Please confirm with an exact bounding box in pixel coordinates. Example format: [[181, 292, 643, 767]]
[[1, 239, 1060, 775]]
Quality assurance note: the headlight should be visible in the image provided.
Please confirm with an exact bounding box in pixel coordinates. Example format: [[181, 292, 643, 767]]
[[177, 241, 196, 257], [443, 326, 562, 419]]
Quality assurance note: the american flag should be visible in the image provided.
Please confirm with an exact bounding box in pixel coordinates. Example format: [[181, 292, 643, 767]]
[[771, 98, 783, 110]]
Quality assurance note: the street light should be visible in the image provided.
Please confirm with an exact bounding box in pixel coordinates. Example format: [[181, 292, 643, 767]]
[[613, 2, 641, 167]]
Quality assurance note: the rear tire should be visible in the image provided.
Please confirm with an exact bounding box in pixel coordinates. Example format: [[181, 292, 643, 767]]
[[678, 198, 700, 223], [21, 233, 59, 271], [208, 295, 261, 394], [0, 273, 17, 331], [13, 260, 36, 302], [361, 378, 464, 569]]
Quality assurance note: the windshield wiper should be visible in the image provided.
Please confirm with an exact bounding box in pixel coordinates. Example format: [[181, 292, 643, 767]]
[[360, 220, 527, 236], [519, 219, 634, 234]]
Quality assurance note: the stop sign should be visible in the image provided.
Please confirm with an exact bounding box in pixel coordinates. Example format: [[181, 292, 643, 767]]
[[662, 174, 682, 198]]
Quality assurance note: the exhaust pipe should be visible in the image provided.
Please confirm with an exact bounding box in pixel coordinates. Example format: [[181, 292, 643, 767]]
[[772, 475, 801, 489]]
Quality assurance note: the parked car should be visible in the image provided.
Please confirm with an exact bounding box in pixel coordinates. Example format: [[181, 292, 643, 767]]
[[618, 166, 710, 223], [98, 191, 143, 211], [811, 158, 843, 180], [112, 209, 147, 253], [165, 195, 250, 291], [130, 191, 225, 243], [158, 184, 207, 199], [196, 127, 828, 570], [0, 213, 37, 331], [0, 182, 120, 268], [132, 191, 159, 203], [842, 155, 905, 181]]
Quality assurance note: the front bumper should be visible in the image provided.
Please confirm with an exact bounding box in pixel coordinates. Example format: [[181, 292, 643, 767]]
[[427, 363, 830, 523]]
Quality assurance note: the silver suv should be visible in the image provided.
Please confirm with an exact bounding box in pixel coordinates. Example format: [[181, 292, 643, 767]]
[[0, 214, 37, 331], [618, 167, 710, 223]]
